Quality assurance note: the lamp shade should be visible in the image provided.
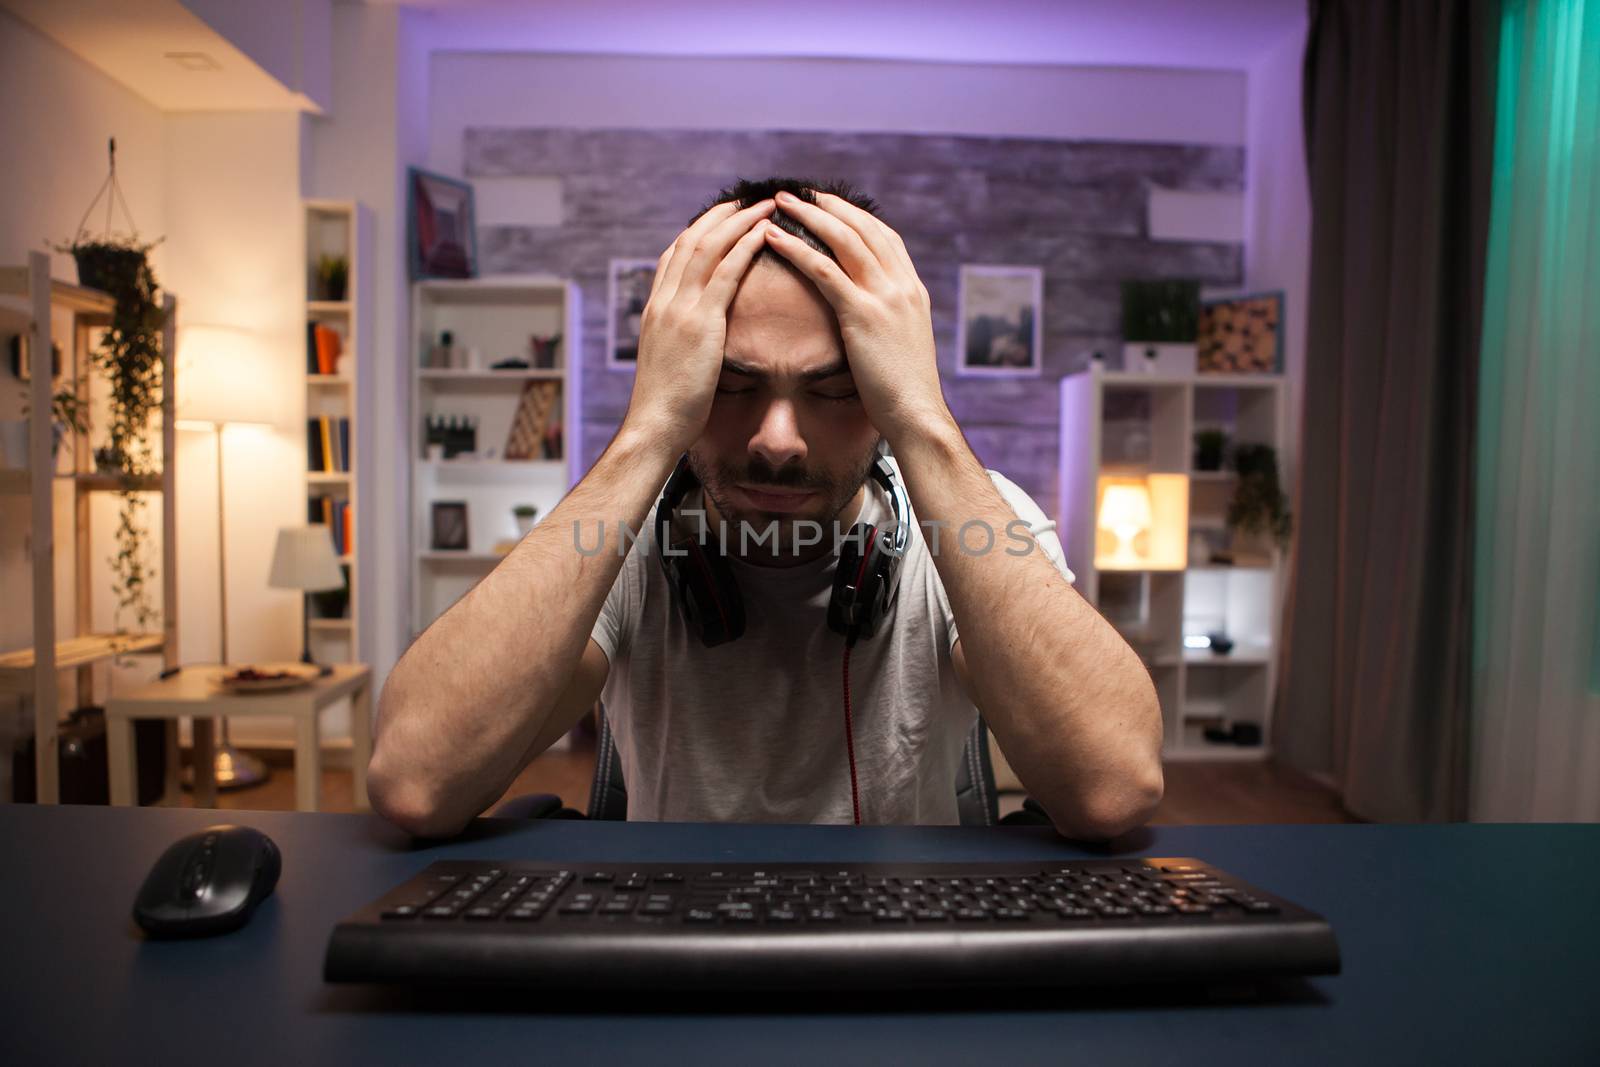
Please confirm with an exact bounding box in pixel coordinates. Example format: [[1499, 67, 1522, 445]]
[[176, 323, 278, 427], [1098, 483, 1153, 535], [268, 526, 344, 592]]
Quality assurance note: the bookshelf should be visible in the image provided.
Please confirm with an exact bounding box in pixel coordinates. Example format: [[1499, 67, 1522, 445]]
[[1058, 364, 1287, 761], [303, 201, 371, 671], [0, 252, 178, 803], [409, 276, 582, 638]]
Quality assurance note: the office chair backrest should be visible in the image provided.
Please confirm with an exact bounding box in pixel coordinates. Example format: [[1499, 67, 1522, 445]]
[[586, 704, 1001, 826]]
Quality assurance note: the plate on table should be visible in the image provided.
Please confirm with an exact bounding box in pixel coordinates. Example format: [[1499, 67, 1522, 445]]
[[215, 663, 322, 693]]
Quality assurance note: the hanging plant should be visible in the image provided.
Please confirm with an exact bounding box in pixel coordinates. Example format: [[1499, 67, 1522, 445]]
[[51, 138, 167, 635]]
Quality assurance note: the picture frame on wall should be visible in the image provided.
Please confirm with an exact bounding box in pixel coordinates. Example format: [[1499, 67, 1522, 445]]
[[956, 265, 1043, 377], [8, 334, 63, 382], [407, 167, 478, 280], [429, 500, 470, 552], [607, 258, 657, 370], [1197, 290, 1284, 374]]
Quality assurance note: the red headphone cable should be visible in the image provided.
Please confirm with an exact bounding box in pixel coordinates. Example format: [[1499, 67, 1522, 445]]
[[842, 637, 862, 826]]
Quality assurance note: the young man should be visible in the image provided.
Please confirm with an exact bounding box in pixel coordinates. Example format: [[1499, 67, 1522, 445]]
[[369, 177, 1163, 839]]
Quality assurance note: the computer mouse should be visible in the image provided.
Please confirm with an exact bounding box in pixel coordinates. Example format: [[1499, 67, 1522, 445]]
[[133, 823, 281, 938]]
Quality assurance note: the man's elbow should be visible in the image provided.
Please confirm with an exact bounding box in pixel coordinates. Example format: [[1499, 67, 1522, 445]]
[[368, 754, 471, 839], [1050, 763, 1164, 842]]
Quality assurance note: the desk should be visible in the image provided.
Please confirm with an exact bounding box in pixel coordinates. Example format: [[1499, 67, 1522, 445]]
[[0, 807, 1595, 1065], [104, 663, 372, 811]]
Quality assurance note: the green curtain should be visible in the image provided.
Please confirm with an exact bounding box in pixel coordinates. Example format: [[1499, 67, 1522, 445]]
[[1472, 0, 1600, 819]]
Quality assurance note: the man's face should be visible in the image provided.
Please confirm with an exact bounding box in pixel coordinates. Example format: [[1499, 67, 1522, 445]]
[[688, 258, 881, 555]]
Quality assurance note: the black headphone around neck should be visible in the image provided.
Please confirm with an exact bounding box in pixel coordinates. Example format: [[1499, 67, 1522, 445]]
[[654, 452, 910, 648]]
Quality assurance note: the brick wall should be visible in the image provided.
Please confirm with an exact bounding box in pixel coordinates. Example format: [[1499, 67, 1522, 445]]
[[466, 128, 1244, 516]]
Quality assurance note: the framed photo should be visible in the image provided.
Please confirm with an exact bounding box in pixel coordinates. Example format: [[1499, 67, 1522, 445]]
[[607, 258, 656, 370], [1198, 291, 1284, 374], [956, 265, 1043, 377], [9, 334, 63, 382], [430, 500, 470, 551], [407, 167, 478, 280]]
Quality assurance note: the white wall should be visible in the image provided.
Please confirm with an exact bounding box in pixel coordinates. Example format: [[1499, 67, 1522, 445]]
[[305, 2, 432, 700], [162, 112, 307, 707], [0, 10, 171, 761], [1244, 24, 1311, 496], [428, 54, 1246, 177]]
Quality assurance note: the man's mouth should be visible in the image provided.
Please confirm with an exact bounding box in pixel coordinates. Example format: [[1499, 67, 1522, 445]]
[[735, 484, 817, 514]]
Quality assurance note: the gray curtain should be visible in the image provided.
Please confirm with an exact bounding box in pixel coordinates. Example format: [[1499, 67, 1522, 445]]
[[1275, 0, 1498, 821]]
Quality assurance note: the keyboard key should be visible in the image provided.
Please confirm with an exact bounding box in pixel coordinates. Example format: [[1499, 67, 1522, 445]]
[[653, 873, 685, 883], [767, 909, 799, 922], [641, 902, 675, 915], [953, 908, 990, 921], [506, 908, 543, 922], [380, 906, 418, 919], [684, 909, 718, 923], [912, 909, 949, 922], [582, 872, 615, 884], [806, 908, 840, 922], [559, 900, 595, 914]]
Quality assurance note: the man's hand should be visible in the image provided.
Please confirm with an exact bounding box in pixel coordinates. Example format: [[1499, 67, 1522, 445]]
[[761, 189, 950, 447], [623, 198, 777, 456]]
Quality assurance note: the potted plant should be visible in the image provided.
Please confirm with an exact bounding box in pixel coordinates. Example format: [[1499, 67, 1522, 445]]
[[1120, 280, 1199, 375], [512, 503, 539, 537], [1193, 428, 1229, 472], [54, 168, 167, 633], [14, 385, 90, 464], [1225, 443, 1292, 561], [317, 254, 348, 302]]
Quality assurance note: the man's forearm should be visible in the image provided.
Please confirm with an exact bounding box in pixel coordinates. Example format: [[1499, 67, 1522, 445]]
[[369, 425, 677, 830], [887, 414, 1164, 839]]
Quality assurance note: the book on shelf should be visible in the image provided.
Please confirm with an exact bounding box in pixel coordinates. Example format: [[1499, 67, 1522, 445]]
[[308, 494, 353, 556], [306, 321, 344, 376], [306, 416, 351, 472]]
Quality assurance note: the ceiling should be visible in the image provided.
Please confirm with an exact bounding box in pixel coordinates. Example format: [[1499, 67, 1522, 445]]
[[1, 0, 1307, 117], [2, 0, 309, 111], [380, 0, 1308, 73]]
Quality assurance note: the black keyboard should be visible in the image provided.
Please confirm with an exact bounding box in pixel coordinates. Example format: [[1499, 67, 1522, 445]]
[[324, 858, 1340, 990]]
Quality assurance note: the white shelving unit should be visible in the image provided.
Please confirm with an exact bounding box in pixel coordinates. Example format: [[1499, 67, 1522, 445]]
[[303, 200, 372, 674], [1059, 364, 1287, 761], [409, 276, 581, 638], [0, 251, 178, 802]]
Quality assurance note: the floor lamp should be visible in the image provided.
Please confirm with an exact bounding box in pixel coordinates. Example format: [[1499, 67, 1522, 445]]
[[175, 416, 273, 789]]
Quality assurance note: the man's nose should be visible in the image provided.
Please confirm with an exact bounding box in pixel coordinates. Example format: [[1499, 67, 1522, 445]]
[[749, 397, 807, 470]]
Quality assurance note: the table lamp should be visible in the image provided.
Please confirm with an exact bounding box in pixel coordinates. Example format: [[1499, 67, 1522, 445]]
[[269, 526, 345, 674], [176, 325, 277, 789], [1098, 483, 1153, 567]]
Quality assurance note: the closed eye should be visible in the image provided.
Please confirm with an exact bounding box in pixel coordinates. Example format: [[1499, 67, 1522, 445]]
[[813, 390, 858, 402]]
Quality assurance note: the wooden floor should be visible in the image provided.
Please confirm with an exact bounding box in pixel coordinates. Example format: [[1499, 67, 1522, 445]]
[[168, 746, 1355, 824]]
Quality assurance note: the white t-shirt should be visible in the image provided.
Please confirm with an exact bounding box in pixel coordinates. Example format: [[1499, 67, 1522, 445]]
[[589, 456, 1074, 824]]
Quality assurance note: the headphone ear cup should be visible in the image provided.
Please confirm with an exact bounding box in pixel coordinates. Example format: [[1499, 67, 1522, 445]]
[[654, 456, 746, 647], [829, 522, 878, 639], [675, 537, 745, 646]]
